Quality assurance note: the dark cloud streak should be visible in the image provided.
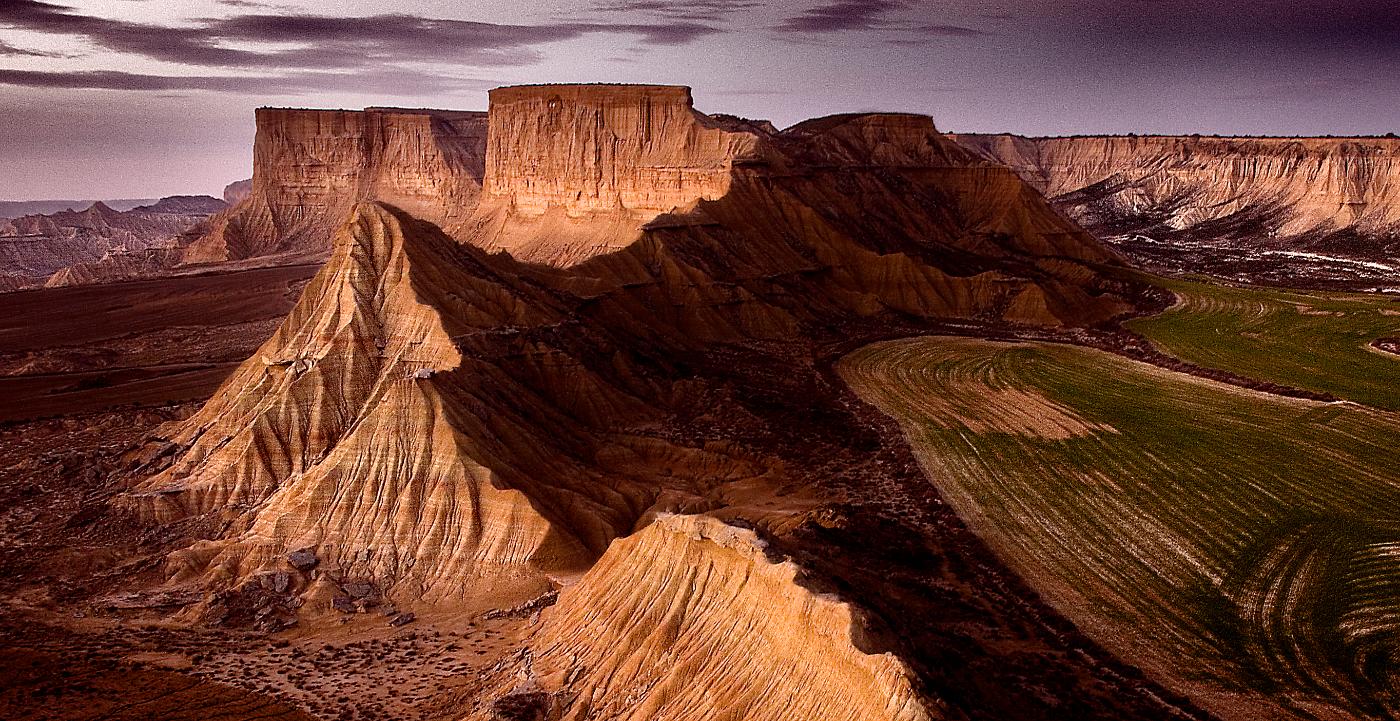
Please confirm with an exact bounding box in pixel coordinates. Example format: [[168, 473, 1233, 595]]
[[0, 40, 67, 57], [592, 0, 762, 22], [0, 68, 494, 95], [918, 24, 988, 37], [774, 0, 904, 33], [0, 0, 722, 73]]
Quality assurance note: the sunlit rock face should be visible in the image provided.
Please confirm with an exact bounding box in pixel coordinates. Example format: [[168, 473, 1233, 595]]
[[185, 107, 488, 264], [518, 514, 934, 721], [953, 133, 1400, 241], [468, 84, 767, 266], [124, 84, 1186, 721]]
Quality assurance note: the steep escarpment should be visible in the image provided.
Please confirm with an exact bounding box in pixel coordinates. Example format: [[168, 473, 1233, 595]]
[[952, 134, 1400, 287], [126, 85, 1202, 720], [0, 198, 224, 290], [185, 107, 488, 264], [136, 204, 657, 605], [486, 514, 932, 721], [470, 84, 767, 265]]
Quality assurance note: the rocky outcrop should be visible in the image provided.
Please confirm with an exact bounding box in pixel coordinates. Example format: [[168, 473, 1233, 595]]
[[184, 107, 488, 264], [516, 514, 933, 721], [0, 198, 224, 290], [952, 134, 1400, 286], [127, 85, 1199, 720], [138, 204, 622, 602], [223, 179, 253, 206], [43, 247, 185, 288]]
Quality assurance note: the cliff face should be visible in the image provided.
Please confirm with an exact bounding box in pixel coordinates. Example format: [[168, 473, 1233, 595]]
[[953, 134, 1400, 286], [471, 85, 765, 265], [222, 179, 253, 206], [127, 85, 1197, 721], [184, 107, 488, 264]]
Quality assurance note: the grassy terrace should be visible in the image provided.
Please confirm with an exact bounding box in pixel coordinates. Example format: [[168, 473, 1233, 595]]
[[1126, 278, 1400, 410], [841, 336, 1400, 720]]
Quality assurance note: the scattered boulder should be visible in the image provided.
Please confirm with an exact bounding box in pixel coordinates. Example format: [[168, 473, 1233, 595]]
[[483, 590, 558, 621], [490, 691, 555, 721], [389, 612, 415, 627], [257, 572, 292, 594], [344, 581, 376, 599], [288, 548, 319, 572]]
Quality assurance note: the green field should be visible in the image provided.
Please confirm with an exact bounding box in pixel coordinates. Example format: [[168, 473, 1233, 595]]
[[1127, 278, 1400, 410], [842, 337, 1400, 720]]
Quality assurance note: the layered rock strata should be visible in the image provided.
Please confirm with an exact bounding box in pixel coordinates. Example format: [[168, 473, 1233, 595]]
[[0, 198, 224, 290], [185, 107, 489, 264], [517, 514, 933, 721], [127, 85, 1202, 720], [953, 133, 1400, 285]]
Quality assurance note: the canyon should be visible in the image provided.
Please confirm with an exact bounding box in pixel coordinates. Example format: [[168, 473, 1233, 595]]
[[3, 83, 1395, 721], [0, 84, 1214, 721], [952, 134, 1400, 289]]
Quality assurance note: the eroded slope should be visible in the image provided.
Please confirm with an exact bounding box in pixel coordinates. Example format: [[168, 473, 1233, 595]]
[[116, 84, 1204, 721], [477, 514, 932, 721], [953, 134, 1400, 287]]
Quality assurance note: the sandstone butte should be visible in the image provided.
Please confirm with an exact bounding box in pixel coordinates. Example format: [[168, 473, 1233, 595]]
[[122, 84, 1207, 720], [951, 133, 1400, 244]]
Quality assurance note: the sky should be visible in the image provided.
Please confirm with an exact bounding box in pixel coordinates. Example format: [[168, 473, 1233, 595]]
[[1, 0, 1397, 199]]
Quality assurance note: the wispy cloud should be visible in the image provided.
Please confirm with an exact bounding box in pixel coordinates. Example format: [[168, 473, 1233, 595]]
[[773, 0, 904, 33], [0, 0, 723, 73], [0, 68, 495, 95], [592, 0, 763, 22]]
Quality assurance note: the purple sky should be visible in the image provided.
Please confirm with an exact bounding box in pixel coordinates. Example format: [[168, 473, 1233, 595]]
[[1, 0, 1397, 199]]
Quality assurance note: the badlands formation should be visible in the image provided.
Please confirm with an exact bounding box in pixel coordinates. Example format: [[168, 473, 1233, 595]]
[[6, 85, 1222, 720], [952, 133, 1400, 287], [0, 196, 227, 290]]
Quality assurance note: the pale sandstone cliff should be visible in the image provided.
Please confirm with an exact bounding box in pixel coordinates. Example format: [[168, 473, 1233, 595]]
[[126, 85, 1198, 721], [953, 133, 1400, 250], [184, 107, 488, 264], [223, 179, 253, 206], [469, 84, 766, 265]]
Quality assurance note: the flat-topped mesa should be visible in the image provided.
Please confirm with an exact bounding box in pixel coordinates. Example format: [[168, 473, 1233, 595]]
[[472, 84, 770, 265], [184, 106, 489, 264], [483, 84, 765, 216]]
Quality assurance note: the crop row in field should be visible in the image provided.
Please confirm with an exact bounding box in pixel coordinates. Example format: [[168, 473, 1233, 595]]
[[1127, 278, 1400, 410], [842, 336, 1400, 720]]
